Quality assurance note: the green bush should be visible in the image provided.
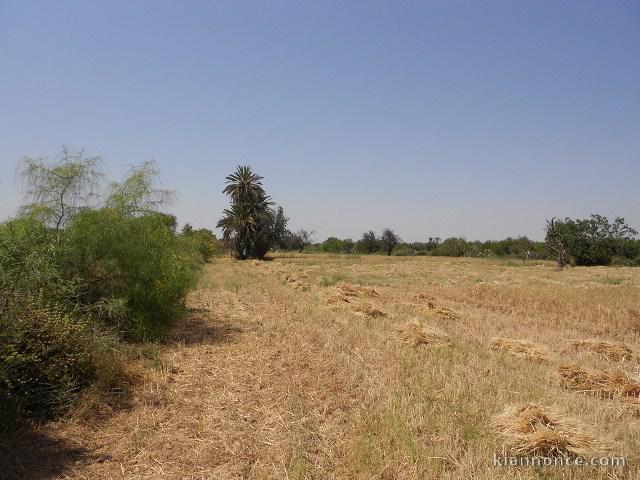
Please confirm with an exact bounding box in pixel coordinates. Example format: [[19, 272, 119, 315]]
[[181, 226, 219, 262], [392, 245, 416, 256], [0, 217, 72, 306], [0, 152, 204, 428], [64, 209, 200, 339], [0, 298, 98, 424], [431, 237, 469, 257]]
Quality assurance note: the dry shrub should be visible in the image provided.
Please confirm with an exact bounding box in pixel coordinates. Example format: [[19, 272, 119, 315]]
[[493, 403, 612, 457], [396, 320, 449, 347], [491, 337, 548, 362], [558, 365, 640, 398], [569, 339, 636, 362], [353, 303, 386, 318]]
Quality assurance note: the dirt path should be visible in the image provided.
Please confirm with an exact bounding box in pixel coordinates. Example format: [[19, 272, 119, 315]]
[[32, 260, 368, 479]]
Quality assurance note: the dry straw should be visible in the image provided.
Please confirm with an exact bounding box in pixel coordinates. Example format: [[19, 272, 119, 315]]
[[413, 292, 437, 309], [335, 282, 379, 298], [493, 404, 612, 457], [396, 319, 450, 347], [326, 282, 380, 304], [491, 337, 548, 362], [353, 303, 387, 318], [435, 307, 459, 320], [558, 365, 640, 398], [569, 339, 636, 362]]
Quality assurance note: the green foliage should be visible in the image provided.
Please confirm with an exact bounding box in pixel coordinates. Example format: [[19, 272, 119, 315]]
[[546, 215, 638, 266], [19, 147, 102, 230], [106, 161, 174, 216], [356, 231, 381, 254], [181, 225, 219, 262], [0, 298, 100, 425], [322, 237, 354, 254], [431, 237, 469, 257], [0, 217, 68, 309], [217, 165, 283, 259], [392, 245, 417, 256], [381, 228, 401, 256], [0, 149, 202, 427], [64, 209, 199, 339]]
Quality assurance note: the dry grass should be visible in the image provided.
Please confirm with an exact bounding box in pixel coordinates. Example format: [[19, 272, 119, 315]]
[[353, 302, 387, 318], [396, 319, 450, 347], [491, 337, 548, 362], [434, 306, 459, 320], [326, 281, 380, 305], [492, 403, 612, 457], [569, 339, 636, 362], [334, 281, 379, 297], [16, 255, 640, 479], [558, 365, 640, 398]]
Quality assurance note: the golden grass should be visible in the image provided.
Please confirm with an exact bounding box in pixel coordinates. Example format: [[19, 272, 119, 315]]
[[396, 319, 450, 347], [353, 302, 387, 318], [334, 281, 380, 297], [21, 255, 640, 479], [569, 339, 636, 362], [492, 403, 612, 457], [558, 365, 640, 398], [434, 306, 459, 320], [491, 337, 548, 362]]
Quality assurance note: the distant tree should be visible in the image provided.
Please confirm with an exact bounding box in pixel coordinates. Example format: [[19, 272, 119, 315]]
[[514, 236, 534, 264], [321, 237, 355, 254], [272, 206, 289, 245], [20, 147, 102, 230], [358, 231, 381, 254], [431, 237, 468, 257], [380, 228, 401, 256], [342, 238, 355, 253], [322, 237, 343, 253], [546, 215, 638, 267], [182, 223, 194, 235], [181, 224, 218, 261], [427, 237, 441, 251], [217, 166, 273, 259], [545, 217, 570, 270], [294, 229, 315, 253]]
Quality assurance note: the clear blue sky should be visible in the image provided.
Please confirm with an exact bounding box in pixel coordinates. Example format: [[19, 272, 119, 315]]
[[1, 1, 638, 241]]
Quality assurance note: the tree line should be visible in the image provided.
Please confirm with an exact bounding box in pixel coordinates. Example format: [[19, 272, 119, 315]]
[[217, 166, 640, 267]]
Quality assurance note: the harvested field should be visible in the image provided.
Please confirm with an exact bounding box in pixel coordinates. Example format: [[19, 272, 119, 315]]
[[396, 319, 450, 347], [492, 403, 612, 457], [491, 337, 548, 362], [558, 365, 640, 398], [9, 255, 640, 479], [569, 339, 636, 362]]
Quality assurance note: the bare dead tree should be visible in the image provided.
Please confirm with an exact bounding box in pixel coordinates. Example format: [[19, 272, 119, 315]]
[[295, 229, 315, 253], [545, 217, 568, 270]]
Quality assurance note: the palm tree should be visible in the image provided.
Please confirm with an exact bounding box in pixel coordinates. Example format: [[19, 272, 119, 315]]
[[222, 165, 267, 204], [217, 203, 256, 259], [217, 165, 273, 259]]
